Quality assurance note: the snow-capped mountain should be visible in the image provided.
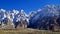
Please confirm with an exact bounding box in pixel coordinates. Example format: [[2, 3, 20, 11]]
[[27, 5, 60, 30], [0, 9, 30, 29]]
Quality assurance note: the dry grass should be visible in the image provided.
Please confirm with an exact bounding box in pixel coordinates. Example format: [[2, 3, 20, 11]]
[[0, 28, 60, 34]]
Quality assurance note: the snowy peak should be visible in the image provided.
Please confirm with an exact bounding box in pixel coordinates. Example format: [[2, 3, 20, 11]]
[[0, 9, 6, 12], [13, 10, 19, 14]]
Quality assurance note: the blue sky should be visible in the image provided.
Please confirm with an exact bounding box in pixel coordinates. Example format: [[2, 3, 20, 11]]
[[0, 0, 60, 14]]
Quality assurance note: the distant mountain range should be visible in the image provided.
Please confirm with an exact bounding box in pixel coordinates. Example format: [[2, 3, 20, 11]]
[[0, 5, 60, 31]]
